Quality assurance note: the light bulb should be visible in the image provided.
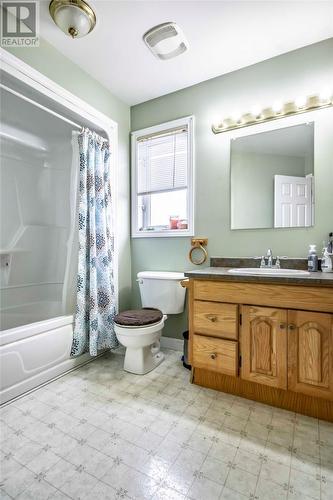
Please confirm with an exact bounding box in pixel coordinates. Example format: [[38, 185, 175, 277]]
[[251, 106, 261, 119], [272, 101, 282, 114], [212, 117, 222, 129], [295, 96, 306, 108], [231, 112, 241, 124], [319, 88, 331, 104], [306, 94, 321, 109]]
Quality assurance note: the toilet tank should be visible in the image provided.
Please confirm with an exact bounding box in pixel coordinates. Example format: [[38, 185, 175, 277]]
[[137, 271, 186, 314]]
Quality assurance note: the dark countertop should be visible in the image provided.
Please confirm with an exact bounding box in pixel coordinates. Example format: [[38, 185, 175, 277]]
[[185, 267, 333, 287]]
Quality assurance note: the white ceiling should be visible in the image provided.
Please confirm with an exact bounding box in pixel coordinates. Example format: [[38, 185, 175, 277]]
[[40, 0, 333, 105]]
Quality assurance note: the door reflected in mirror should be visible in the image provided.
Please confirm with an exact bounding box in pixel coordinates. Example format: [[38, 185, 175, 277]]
[[230, 123, 314, 230]]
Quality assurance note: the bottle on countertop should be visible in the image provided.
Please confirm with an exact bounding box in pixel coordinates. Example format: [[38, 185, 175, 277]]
[[308, 244, 318, 272], [321, 246, 333, 273]]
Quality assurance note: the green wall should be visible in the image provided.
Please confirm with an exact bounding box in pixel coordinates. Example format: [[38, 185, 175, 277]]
[[5, 39, 132, 310], [131, 38, 333, 339]]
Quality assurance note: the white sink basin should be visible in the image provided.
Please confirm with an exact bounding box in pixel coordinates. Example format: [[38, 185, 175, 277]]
[[228, 268, 310, 276]]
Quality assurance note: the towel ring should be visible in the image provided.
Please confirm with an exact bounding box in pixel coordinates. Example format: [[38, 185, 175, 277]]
[[189, 238, 208, 265]]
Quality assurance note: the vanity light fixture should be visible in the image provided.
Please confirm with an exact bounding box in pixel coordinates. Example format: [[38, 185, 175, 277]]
[[49, 0, 96, 39], [212, 91, 333, 134]]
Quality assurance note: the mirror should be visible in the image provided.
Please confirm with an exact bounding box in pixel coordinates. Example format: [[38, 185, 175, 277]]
[[230, 123, 314, 230]]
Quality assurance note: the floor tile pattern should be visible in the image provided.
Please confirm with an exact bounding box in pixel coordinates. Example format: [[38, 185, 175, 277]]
[[1, 350, 332, 500]]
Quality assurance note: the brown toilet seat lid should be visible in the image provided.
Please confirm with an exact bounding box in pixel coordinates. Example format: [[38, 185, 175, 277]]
[[114, 308, 163, 327]]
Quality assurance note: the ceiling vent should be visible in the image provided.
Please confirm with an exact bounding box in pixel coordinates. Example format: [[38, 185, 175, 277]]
[[143, 22, 189, 60]]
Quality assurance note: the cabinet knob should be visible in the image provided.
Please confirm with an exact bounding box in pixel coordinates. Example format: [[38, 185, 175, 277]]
[[279, 323, 286, 329], [288, 324, 296, 330], [210, 353, 217, 360], [207, 315, 218, 322]]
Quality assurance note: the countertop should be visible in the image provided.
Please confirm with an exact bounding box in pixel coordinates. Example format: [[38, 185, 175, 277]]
[[184, 267, 333, 287]]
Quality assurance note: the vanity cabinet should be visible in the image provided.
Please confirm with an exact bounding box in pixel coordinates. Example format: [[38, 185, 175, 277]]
[[187, 279, 333, 420], [288, 310, 333, 400], [241, 306, 287, 390], [192, 300, 238, 375], [241, 306, 333, 399]]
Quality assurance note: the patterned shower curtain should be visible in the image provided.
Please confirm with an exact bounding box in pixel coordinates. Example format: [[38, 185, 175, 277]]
[[71, 129, 118, 356]]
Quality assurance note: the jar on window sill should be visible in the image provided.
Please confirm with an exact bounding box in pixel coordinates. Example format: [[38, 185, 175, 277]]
[[177, 219, 188, 230], [169, 216, 179, 229]]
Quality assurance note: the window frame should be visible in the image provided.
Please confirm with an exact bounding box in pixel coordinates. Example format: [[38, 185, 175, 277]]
[[131, 115, 195, 238]]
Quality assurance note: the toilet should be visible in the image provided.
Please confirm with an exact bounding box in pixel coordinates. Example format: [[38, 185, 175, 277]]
[[114, 271, 186, 374]]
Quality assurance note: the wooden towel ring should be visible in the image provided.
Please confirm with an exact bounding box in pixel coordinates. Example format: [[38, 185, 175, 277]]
[[189, 238, 208, 265]]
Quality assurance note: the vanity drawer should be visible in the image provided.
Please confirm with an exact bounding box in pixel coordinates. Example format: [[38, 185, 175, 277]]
[[192, 334, 238, 376], [193, 280, 333, 313], [193, 300, 238, 339]]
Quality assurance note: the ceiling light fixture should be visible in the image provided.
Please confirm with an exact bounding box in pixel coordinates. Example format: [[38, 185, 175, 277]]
[[212, 91, 333, 134], [143, 22, 189, 60], [49, 0, 96, 39]]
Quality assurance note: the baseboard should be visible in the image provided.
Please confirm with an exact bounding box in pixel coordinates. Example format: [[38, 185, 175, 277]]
[[160, 336, 184, 351]]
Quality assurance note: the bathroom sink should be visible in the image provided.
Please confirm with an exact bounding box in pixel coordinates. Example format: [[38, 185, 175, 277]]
[[228, 268, 310, 276]]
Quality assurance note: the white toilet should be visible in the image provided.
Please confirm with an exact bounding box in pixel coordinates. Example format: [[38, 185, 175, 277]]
[[114, 271, 186, 374]]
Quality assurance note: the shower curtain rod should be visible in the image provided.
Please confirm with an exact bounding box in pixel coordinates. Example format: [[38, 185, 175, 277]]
[[1, 83, 108, 143]]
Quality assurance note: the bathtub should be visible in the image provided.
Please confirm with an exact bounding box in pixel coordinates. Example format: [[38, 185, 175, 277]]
[[0, 314, 92, 404]]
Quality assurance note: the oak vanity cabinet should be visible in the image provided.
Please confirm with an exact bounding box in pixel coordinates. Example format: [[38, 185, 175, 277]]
[[241, 306, 333, 399], [188, 279, 333, 420], [287, 310, 333, 400], [241, 306, 287, 390], [192, 300, 238, 376]]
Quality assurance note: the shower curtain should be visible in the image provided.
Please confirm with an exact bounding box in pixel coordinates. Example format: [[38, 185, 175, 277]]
[[71, 129, 118, 356]]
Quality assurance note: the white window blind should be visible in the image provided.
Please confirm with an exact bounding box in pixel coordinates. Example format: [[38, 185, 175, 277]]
[[137, 127, 188, 196]]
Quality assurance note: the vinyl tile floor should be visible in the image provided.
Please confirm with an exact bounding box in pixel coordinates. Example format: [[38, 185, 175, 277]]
[[1, 349, 332, 500]]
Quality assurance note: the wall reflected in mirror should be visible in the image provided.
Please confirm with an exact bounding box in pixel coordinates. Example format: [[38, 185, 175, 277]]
[[230, 123, 314, 230]]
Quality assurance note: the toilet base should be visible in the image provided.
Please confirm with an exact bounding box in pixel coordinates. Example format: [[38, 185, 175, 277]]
[[124, 346, 165, 375]]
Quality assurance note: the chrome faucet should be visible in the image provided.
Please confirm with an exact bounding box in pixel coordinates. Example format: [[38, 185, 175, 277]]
[[267, 248, 273, 268], [260, 248, 274, 268]]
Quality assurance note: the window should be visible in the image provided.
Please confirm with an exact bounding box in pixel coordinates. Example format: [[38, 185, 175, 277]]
[[131, 116, 194, 237]]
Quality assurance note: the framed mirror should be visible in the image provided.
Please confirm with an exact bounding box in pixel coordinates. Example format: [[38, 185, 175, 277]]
[[230, 122, 314, 230]]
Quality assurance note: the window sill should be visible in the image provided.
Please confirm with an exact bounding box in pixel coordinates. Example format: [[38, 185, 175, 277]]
[[132, 228, 194, 238]]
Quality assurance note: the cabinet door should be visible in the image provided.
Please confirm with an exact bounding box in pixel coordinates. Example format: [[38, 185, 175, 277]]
[[288, 310, 333, 400], [241, 306, 287, 389]]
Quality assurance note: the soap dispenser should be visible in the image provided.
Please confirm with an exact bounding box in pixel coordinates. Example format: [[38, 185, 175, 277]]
[[321, 246, 333, 273], [308, 244, 318, 272]]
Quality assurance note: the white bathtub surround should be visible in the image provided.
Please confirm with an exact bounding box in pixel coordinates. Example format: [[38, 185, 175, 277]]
[[0, 315, 92, 404], [0, 349, 332, 500], [0, 292, 64, 331], [0, 51, 120, 404]]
